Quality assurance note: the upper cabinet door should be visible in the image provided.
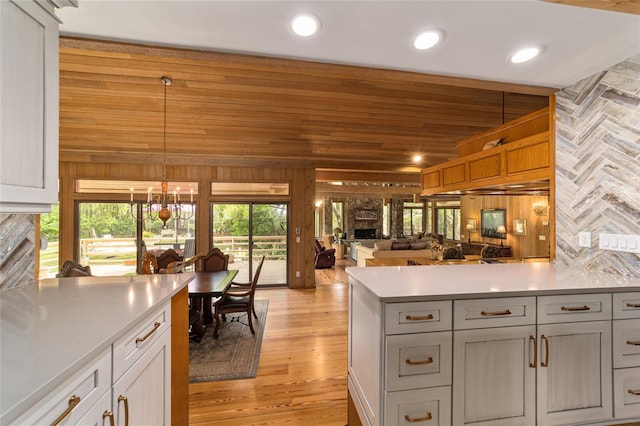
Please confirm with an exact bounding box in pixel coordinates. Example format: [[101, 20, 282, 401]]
[[0, 0, 59, 213]]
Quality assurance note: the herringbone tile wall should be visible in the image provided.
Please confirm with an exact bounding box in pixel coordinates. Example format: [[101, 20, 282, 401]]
[[555, 54, 640, 277], [0, 214, 35, 290]]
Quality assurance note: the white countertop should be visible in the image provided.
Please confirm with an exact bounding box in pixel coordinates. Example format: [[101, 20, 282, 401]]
[[0, 273, 194, 424], [346, 263, 640, 302]]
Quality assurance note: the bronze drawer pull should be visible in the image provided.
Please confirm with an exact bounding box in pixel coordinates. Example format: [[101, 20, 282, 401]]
[[481, 309, 511, 316], [626, 340, 640, 346], [627, 303, 640, 308], [628, 389, 640, 396], [135, 321, 161, 344], [540, 335, 549, 367], [406, 357, 434, 366], [405, 314, 434, 321], [404, 412, 433, 422], [102, 410, 115, 426], [529, 335, 537, 368], [560, 305, 590, 312], [118, 395, 129, 426], [51, 395, 81, 426]]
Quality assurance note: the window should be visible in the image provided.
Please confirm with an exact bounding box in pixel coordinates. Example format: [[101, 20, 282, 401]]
[[331, 200, 343, 233], [382, 201, 390, 237], [435, 200, 461, 241], [39, 203, 59, 279], [403, 201, 424, 236]]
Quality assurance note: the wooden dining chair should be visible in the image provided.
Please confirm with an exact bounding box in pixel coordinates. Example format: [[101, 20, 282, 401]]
[[154, 248, 183, 274], [196, 247, 229, 272], [57, 260, 92, 277], [213, 255, 265, 339]]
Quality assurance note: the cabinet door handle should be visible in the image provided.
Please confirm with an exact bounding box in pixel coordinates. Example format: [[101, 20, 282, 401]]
[[404, 412, 433, 422], [102, 410, 115, 426], [627, 303, 640, 308], [629, 389, 640, 396], [405, 357, 434, 366], [118, 395, 129, 426], [560, 305, 590, 312], [529, 335, 537, 368], [540, 335, 549, 367], [405, 314, 434, 321], [51, 394, 81, 426], [135, 321, 161, 344], [481, 309, 511, 316], [626, 340, 640, 346]]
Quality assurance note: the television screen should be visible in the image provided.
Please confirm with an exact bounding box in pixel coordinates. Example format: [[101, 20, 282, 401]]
[[481, 209, 506, 239]]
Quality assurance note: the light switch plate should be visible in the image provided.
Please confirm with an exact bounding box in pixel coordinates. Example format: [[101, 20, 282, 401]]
[[578, 232, 591, 248], [599, 233, 640, 253]]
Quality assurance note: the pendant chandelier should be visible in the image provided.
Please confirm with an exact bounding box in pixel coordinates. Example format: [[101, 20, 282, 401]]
[[130, 76, 195, 228]]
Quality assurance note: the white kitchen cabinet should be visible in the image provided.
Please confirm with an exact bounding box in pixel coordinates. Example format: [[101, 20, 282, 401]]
[[613, 291, 640, 420], [11, 349, 112, 425], [536, 320, 612, 425], [0, 0, 66, 213], [453, 325, 536, 426], [347, 265, 640, 426], [113, 326, 171, 426]]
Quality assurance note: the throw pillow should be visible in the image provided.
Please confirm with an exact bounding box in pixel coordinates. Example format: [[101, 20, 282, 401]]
[[374, 240, 393, 251], [410, 241, 428, 250], [392, 241, 411, 250]]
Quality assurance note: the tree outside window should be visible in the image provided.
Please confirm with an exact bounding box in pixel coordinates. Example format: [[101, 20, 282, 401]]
[[435, 200, 461, 241], [403, 201, 424, 236]]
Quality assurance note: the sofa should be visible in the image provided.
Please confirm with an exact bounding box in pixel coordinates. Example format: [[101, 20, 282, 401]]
[[355, 233, 443, 267]]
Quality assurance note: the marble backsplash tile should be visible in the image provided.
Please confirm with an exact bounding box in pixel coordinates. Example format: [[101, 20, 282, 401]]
[[555, 54, 640, 277], [0, 214, 35, 290]]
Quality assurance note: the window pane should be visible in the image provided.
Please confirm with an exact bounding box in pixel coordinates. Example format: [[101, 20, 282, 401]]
[[39, 204, 59, 279], [78, 203, 137, 276], [331, 201, 343, 232]]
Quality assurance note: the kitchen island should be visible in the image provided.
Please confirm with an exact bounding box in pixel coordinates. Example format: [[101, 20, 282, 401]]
[[347, 263, 640, 426], [0, 272, 194, 425]]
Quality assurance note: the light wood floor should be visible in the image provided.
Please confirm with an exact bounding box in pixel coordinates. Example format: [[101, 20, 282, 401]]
[[189, 257, 355, 425]]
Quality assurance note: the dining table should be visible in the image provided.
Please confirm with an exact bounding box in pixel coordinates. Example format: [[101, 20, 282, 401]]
[[188, 270, 238, 340]]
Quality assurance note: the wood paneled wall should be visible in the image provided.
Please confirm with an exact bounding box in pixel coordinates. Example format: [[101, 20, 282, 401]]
[[460, 195, 551, 258], [58, 162, 317, 289]]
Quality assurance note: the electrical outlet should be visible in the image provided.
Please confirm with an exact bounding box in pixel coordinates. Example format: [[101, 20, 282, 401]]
[[295, 271, 300, 278], [578, 232, 591, 248], [538, 235, 546, 241]]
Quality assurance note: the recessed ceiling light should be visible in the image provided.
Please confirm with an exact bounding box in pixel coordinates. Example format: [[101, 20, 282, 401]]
[[509, 46, 542, 64], [412, 155, 423, 163], [290, 13, 321, 37], [413, 31, 443, 50]]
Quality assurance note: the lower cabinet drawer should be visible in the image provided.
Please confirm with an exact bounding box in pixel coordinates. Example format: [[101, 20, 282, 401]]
[[614, 292, 640, 319], [113, 301, 171, 381], [385, 301, 452, 334], [12, 349, 111, 425], [614, 319, 640, 368], [385, 386, 451, 426], [538, 293, 611, 324], [614, 367, 640, 419], [454, 297, 536, 330], [386, 331, 452, 392]]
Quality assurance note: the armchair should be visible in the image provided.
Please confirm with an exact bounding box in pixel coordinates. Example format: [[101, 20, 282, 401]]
[[314, 239, 336, 269]]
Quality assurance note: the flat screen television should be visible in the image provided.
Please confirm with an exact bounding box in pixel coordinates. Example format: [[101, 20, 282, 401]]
[[481, 208, 506, 239]]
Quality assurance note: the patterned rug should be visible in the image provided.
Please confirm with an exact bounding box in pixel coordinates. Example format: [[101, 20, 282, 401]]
[[189, 299, 268, 382]]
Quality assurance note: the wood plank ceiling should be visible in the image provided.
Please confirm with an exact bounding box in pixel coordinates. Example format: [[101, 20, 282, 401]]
[[59, 38, 552, 188]]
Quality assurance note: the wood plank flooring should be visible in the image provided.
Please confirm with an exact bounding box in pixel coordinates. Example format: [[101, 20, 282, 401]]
[[189, 258, 355, 425]]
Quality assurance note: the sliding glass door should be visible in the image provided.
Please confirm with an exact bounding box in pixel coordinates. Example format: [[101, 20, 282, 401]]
[[212, 202, 288, 286]]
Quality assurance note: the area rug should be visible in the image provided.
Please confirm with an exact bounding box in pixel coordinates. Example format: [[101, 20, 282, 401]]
[[189, 299, 268, 382]]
